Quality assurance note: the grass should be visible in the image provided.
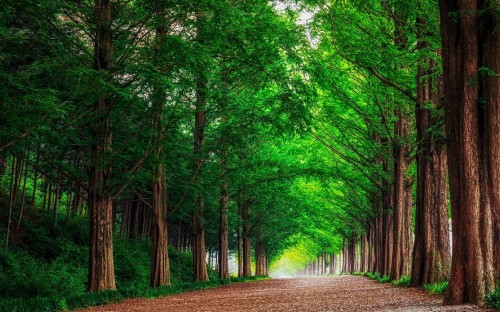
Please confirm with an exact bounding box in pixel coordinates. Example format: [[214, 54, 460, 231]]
[[486, 287, 500, 310], [423, 281, 448, 294], [0, 210, 263, 312]]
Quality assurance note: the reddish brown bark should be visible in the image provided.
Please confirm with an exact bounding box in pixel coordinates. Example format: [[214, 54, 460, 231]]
[[255, 239, 268, 276], [218, 120, 229, 280], [218, 171, 229, 279], [149, 1, 170, 288], [391, 110, 412, 281], [242, 201, 252, 277], [439, 0, 499, 304], [87, 0, 115, 292], [411, 26, 450, 287]]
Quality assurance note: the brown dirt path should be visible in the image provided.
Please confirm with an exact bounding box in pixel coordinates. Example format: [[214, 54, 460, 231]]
[[77, 276, 494, 312]]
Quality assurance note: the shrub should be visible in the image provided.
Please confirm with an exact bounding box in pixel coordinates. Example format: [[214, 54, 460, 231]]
[[486, 287, 500, 310], [377, 274, 390, 283], [423, 281, 448, 294], [391, 275, 411, 287]]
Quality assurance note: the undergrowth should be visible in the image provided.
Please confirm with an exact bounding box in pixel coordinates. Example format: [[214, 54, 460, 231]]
[[0, 210, 257, 312], [486, 287, 500, 310], [423, 281, 448, 294], [364, 271, 390, 283], [391, 275, 411, 287]]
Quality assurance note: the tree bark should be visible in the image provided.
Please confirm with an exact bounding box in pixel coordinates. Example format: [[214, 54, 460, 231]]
[[149, 1, 170, 288], [439, 0, 499, 304], [242, 200, 252, 277], [218, 149, 230, 279], [87, 0, 115, 292], [192, 90, 208, 281], [391, 109, 412, 281], [255, 239, 267, 276], [411, 25, 451, 287]]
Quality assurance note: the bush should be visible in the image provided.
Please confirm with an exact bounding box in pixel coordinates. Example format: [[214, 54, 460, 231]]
[[0, 210, 269, 312], [423, 281, 448, 294], [391, 275, 411, 287], [486, 287, 500, 310], [377, 274, 390, 283], [364, 271, 390, 283]]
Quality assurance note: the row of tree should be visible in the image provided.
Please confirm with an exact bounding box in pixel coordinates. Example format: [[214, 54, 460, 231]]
[[1, 0, 320, 292], [298, 0, 499, 306], [1, 0, 498, 307]]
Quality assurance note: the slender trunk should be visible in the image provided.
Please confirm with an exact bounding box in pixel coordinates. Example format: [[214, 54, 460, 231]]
[[237, 222, 243, 277], [16, 160, 29, 230], [439, 0, 499, 304], [242, 200, 252, 277], [53, 181, 61, 228], [237, 199, 243, 277], [87, 0, 115, 291], [42, 179, 48, 211], [391, 110, 412, 281], [5, 156, 16, 251], [30, 168, 37, 211], [192, 91, 208, 281], [218, 150, 229, 279], [12, 156, 22, 207]]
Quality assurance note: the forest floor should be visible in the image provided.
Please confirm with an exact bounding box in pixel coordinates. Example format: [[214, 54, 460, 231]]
[[77, 275, 494, 312]]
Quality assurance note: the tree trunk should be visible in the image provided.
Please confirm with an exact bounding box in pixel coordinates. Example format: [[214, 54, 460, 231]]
[[411, 25, 451, 287], [218, 152, 229, 279], [439, 0, 499, 304], [16, 159, 29, 230], [237, 214, 243, 277], [391, 109, 412, 281], [5, 156, 16, 251], [150, 162, 170, 287], [192, 86, 208, 281], [149, 1, 170, 288], [241, 200, 252, 277], [255, 239, 267, 276], [87, 0, 115, 292]]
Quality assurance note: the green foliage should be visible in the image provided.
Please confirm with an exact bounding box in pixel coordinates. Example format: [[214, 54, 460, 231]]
[[364, 272, 391, 283], [486, 288, 500, 310], [423, 281, 449, 294], [391, 275, 411, 287], [0, 208, 267, 312]]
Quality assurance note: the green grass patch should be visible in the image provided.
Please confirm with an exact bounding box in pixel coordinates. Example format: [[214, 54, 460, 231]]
[[363, 271, 390, 283], [423, 281, 448, 294], [391, 275, 411, 287], [486, 287, 500, 310]]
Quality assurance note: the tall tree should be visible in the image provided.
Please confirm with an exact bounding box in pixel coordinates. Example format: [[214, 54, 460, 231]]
[[88, 0, 115, 291], [149, 0, 170, 288], [439, 0, 499, 304], [411, 15, 450, 287]]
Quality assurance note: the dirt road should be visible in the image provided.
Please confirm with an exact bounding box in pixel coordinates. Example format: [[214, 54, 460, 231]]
[[78, 275, 494, 311]]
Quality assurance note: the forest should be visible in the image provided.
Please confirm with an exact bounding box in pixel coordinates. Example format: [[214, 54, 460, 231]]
[[0, 0, 499, 311]]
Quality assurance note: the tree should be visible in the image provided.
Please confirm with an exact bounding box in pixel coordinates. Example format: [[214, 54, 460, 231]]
[[411, 13, 450, 287], [87, 0, 116, 291], [439, 0, 499, 304]]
